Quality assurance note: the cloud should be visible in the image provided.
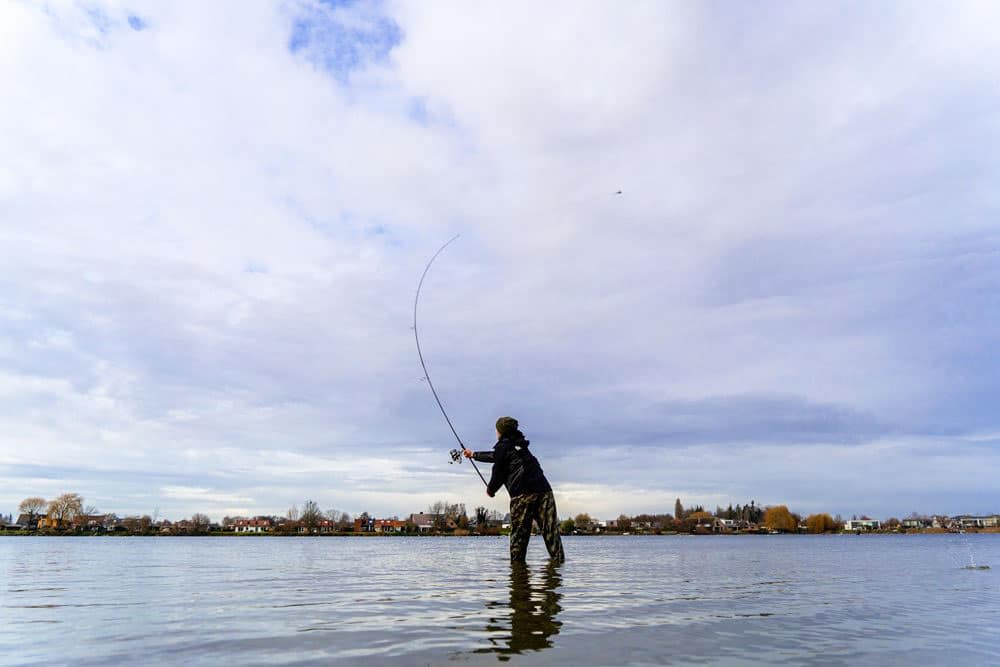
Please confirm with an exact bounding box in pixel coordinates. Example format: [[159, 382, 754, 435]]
[[160, 486, 255, 506], [1, 1, 999, 521]]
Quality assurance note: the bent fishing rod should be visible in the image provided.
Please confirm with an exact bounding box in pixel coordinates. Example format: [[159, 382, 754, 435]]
[[413, 234, 488, 487]]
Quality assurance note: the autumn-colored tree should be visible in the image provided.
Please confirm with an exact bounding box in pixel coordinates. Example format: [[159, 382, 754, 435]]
[[47, 493, 83, 527], [18, 497, 46, 523], [805, 513, 837, 533], [688, 511, 714, 522], [763, 505, 797, 532]]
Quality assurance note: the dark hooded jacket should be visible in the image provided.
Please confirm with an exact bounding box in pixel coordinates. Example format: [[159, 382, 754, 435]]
[[473, 431, 552, 498]]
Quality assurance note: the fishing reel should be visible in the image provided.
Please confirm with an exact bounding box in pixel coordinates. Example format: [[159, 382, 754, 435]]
[[449, 448, 463, 464]]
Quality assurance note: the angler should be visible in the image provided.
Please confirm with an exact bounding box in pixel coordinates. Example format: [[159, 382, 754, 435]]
[[464, 417, 564, 562], [413, 238, 563, 561]]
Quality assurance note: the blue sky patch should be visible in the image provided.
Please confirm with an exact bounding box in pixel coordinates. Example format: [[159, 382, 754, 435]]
[[288, 3, 401, 80], [128, 15, 147, 31]]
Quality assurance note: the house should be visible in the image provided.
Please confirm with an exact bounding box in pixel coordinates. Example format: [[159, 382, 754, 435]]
[[2, 518, 24, 532], [408, 513, 437, 533], [233, 518, 273, 533], [373, 519, 406, 533], [15, 513, 40, 530], [73, 514, 111, 532], [954, 515, 1000, 529], [901, 517, 931, 529], [844, 519, 881, 531], [295, 519, 339, 534]]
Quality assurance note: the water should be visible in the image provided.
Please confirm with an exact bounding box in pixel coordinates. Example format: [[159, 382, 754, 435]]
[[1, 535, 997, 665]]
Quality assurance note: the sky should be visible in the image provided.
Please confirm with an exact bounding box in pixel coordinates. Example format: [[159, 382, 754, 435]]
[[2, 1, 999, 522]]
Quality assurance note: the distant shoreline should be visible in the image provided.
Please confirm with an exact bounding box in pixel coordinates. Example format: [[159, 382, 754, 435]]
[[3, 529, 998, 537]]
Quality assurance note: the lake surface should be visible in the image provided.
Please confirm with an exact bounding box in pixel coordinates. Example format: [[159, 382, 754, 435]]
[[1, 535, 997, 665]]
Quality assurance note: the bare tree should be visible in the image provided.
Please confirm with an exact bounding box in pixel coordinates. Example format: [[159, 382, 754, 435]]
[[300, 500, 323, 533], [287, 505, 299, 521], [427, 501, 467, 531], [18, 497, 46, 523], [190, 513, 211, 534], [325, 508, 351, 530], [47, 493, 83, 527]]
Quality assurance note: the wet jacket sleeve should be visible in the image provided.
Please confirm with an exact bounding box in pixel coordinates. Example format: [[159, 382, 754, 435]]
[[486, 443, 509, 497]]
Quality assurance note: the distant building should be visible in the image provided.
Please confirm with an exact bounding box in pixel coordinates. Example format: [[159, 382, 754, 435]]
[[901, 518, 931, 529], [844, 519, 881, 531], [233, 518, 272, 533], [408, 513, 437, 532], [298, 519, 337, 534], [954, 515, 1000, 529], [73, 514, 112, 532], [373, 520, 406, 533]]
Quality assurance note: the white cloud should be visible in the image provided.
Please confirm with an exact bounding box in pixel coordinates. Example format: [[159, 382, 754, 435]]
[[160, 485, 255, 506]]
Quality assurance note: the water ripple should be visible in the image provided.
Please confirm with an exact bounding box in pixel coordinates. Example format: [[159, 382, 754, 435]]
[[0, 535, 997, 665]]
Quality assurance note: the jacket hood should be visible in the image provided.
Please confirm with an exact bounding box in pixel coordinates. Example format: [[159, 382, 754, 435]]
[[500, 430, 529, 447]]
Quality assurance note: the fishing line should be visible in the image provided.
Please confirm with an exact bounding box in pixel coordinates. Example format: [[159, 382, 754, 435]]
[[413, 234, 488, 487], [412, 190, 623, 485]]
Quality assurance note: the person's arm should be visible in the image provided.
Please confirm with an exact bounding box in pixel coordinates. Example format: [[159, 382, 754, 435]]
[[486, 443, 509, 497], [462, 447, 495, 463], [472, 449, 495, 463]]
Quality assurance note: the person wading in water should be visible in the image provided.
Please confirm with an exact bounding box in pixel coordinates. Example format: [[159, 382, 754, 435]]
[[464, 417, 565, 562]]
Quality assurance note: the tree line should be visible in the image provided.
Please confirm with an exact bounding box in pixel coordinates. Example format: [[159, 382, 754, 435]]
[[560, 500, 848, 534], [9, 493, 940, 536]]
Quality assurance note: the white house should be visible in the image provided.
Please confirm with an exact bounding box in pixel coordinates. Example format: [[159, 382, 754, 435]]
[[844, 519, 881, 531], [955, 515, 1000, 529]]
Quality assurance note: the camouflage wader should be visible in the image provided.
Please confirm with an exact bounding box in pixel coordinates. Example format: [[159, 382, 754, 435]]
[[509, 490, 564, 562]]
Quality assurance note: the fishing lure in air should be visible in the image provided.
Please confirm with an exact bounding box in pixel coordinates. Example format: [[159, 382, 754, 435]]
[[413, 235, 488, 487]]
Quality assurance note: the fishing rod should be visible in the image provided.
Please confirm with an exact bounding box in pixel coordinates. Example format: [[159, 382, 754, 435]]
[[413, 234, 488, 487]]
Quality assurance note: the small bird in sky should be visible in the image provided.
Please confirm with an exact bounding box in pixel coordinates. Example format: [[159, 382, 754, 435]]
[[615, 190, 622, 195]]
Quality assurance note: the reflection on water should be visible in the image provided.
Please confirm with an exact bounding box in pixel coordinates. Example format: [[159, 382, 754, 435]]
[[478, 561, 563, 660]]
